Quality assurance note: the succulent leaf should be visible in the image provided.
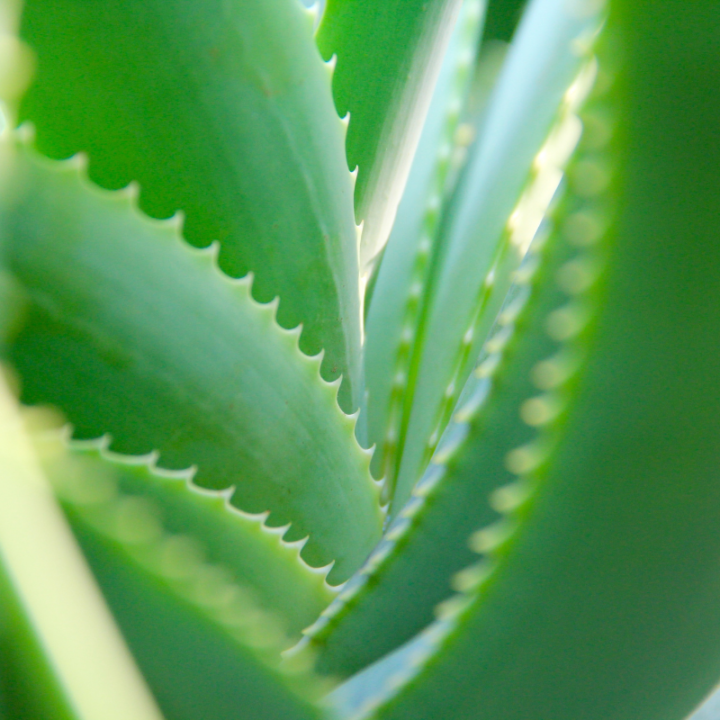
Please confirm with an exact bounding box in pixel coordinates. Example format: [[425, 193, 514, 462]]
[[362, 6, 720, 717], [0, 381, 164, 720], [41, 437, 337, 642], [17, 0, 362, 410], [46, 440, 330, 720], [363, 0, 486, 492], [317, 0, 468, 270], [0, 138, 383, 583], [302, 227, 557, 678], [481, 0, 528, 43], [387, 0, 603, 515]]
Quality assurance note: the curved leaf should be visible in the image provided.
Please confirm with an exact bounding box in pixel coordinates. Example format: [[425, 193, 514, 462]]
[[45, 438, 329, 720], [303, 229, 559, 678], [363, 0, 486, 491], [369, 7, 720, 717], [43, 438, 337, 642], [389, 0, 602, 514], [0, 138, 383, 582], [317, 0, 467, 269], [481, 0, 528, 43], [18, 0, 361, 410], [0, 384, 163, 720]]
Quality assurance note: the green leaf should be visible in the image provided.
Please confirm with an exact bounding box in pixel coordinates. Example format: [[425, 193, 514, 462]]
[[41, 438, 337, 642], [324, 633, 433, 719], [367, 6, 720, 717], [0, 138, 383, 583], [52, 451, 329, 720], [303, 232, 556, 678], [481, 0, 528, 43], [316, 0, 468, 269], [18, 0, 362, 410], [689, 690, 720, 720], [0, 553, 80, 720], [363, 0, 486, 491], [388, 0, 602, 514], [0, 384, 164, 720]]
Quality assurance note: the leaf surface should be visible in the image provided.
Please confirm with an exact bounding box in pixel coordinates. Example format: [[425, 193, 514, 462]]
[[317, 0, 466, 269], [388, 0, 602, 514], [363, 0, 485, 491], [0, 385, 163, 720], [304, 230, 559, 678], [18, 0, 362, 410], [0, 140, 383, 582], [44, 439, 337, 642], [367, 6, 720, 717], [50, 446, 328, 720]]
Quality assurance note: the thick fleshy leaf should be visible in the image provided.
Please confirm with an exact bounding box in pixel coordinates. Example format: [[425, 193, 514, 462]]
[[688, 689, 720, 720], [317, 0, 465, 269], [0, 139, 383, 583], [43, 438, 336, 642], [363, 0, 486, 490], [0, 559, 79, 720], [323, 633, 432, 719], [18, 0, 361, 410], [368, 6, 720, 718], [42, 435, 329, 720], [302, 232, 556, 678], [388, 0, 602, 514], [0, 386, 163, 720]]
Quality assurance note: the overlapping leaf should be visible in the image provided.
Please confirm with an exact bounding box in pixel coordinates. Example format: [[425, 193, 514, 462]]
[[31, 428, 330, 720], [0, 138, 383, 583], [387, 0, 602, 514], [43, 439, 337, 641], [363, 0, 485, 490], [356, 5, 720, 717], [18, 0, 362, 410], [0, 385, 164, 720], [317, 0, 467, 269], [303, 234, 556, 678]]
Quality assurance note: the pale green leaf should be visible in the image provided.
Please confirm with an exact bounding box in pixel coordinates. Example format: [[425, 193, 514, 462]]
[[317, 0, 466, 269], [18, 0, 362, 410], [0, 139, 383, 583]]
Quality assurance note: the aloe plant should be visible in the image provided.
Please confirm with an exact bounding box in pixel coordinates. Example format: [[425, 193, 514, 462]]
[[1, 0, 720, 718]]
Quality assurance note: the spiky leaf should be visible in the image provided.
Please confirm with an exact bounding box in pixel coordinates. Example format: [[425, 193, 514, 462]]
[[317, 0, 467, 268], [18, 0, 362, 409], [369, 6, 720, 717], [388, 0, 602, 514], [0, 139, 383, 582]]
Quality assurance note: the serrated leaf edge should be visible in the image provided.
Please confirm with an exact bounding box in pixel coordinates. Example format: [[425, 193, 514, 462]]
[[33, 427, 337, 704], [57, 430, 343, 598], [5, 126, 385, 571], [293, 54, 599, 666], [371, 0, 486, 502], [350, 46, 615, 720]]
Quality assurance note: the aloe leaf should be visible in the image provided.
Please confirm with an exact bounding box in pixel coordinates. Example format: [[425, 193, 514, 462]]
[[317, 0, 467, 269], [363, 0, 486, 488], [300, 224, 559, 678], [17, 0, 361, 411], [388, 0, 603, 515], [40, 437, 336, 642], [0, 382, 164, 720], [366, 5, 720, 717], [37, 431, 329, 720], [0, 0, 33, 130], [0, 561, 77, 720], [0, 138, 383, 583]]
